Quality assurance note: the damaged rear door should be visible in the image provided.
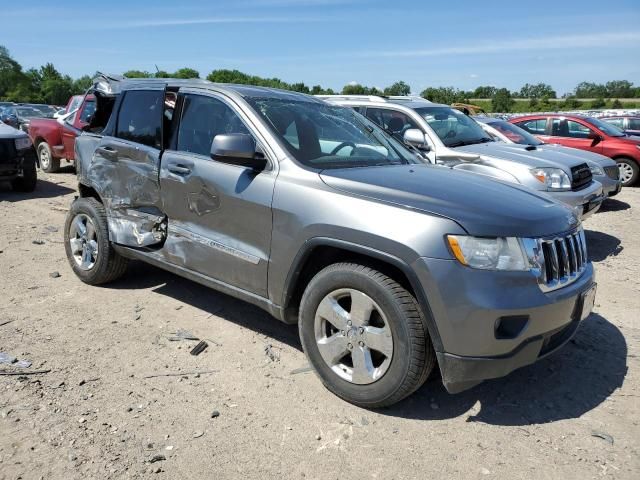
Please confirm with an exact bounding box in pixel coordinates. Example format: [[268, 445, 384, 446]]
[[90, 86, 167, 247]]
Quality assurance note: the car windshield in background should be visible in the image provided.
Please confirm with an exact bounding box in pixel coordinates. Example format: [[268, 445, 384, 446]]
[[16, 107, 42, 119], [489, 120, 543, 146], [583, 116, 626, 137], [414, 106, 493, 148], [247, 98, 415, 169]]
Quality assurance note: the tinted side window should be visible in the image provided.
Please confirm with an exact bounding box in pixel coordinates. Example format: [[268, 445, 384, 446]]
[[116, 90, 163, 149], [550, 119, 591, 138], [627, 118, 640, 130], [516, 119, 547, 134], [177, 94, 250, 156], [604, 118, 624, 128], [366, 108, 419, 135]]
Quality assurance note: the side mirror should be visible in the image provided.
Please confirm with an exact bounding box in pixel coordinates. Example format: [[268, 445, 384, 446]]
[[403, 128, 430, 151], [210, 133, 267, 171]]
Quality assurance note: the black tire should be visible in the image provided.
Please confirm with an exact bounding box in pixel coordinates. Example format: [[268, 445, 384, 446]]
[[615, 157, 639, 187], [299, 263, 435, 408], [11, 160, 37, 192], [37, 142, 60, 173], [64, 197, 129, 285]]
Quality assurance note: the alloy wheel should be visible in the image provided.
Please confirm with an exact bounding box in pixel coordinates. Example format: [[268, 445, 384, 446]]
[[39, 146, 50, 170], [314, 288, 394, 385], [68, 213, 99, 270]]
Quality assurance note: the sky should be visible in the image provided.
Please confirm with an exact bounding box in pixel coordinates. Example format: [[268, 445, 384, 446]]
[[1, 0, 639, 95]]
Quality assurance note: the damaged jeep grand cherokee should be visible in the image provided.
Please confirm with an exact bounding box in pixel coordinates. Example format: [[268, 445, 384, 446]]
[[66, 75, 596, 407]]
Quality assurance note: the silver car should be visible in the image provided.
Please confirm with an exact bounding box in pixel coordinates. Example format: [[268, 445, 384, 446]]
[[321, 96, 605, 219], [67, 77, 596, 407], [475, 116, 622, 198]]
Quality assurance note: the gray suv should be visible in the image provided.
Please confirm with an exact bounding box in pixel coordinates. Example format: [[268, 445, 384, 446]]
[[322, 96, 605, 219], [66, 76, 596, 407]]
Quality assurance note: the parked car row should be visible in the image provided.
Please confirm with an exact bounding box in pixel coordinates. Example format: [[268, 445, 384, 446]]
[[53, 75, 601, 408]]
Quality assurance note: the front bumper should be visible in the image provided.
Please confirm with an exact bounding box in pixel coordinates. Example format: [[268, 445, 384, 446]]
[[0, 145, 36, 180], [412, 256, 595, 393], [594, 173, 622, 197], [546, 181, 604, 219]]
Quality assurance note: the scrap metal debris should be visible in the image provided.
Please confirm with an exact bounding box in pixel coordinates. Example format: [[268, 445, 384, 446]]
[[141, 369, 217, 379], [0, 369, 51, 376], [190, 341, 208, 356], [0, 352, 31, 368], [168, 329, 199, 342], [591, 431, 614, 445], [264, 344, 280, 362]]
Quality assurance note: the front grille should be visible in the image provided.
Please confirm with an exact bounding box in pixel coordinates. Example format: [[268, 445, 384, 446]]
[[0, 138, 17, 163], [604, 165, 619, 180], [538, 229, 588, 292], [571, 163, 592, 191]]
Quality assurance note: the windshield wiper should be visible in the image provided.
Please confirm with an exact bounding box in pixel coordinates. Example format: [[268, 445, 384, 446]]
[[448, 137, 494, 148]]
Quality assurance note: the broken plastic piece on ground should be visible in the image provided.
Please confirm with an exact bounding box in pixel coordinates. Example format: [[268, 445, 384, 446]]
[[0, 352, 17, 365], [264, 344, 280, 362], [190, 341, 208, 356], [168, 329, 199, 342]]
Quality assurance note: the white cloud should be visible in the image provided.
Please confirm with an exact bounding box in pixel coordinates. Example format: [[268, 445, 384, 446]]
[[470, 73, 478, 78], [348, 80, 359, 86], [359, 32, 640, 58]]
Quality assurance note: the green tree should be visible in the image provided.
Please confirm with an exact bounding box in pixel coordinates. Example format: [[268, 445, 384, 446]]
[[472, 85, 496, 98], [123, 70, 152, 78], [0, 46, 30, 99], [605, 80, 633, 98], [154, 70, 171, 78], [72, 75, 93, 94], [420, 86, 467, 104], [590, 97, 606, 109], [491, 88, 514, 112], [574, 82, 607, 98], [562, 96, 582, 109], [519, 83, 556, 99], [383, 81, 410, 96], [173, 68, 200, 79], [611, 99, 623, 109]]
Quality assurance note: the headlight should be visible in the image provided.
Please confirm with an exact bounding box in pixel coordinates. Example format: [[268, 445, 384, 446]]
[[530, 167, 571, 190], [446, 235, 528, 271], [14, 137, 32, 150], [589, 164, 604, 176]]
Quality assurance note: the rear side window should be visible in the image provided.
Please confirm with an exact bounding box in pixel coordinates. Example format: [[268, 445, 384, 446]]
[[551, 119, 592, 138], [628, 118, 640, 130], [116, 90, 163, 149], [365, 108, 419, 135], [516, 118, 547, 134], [177, 94, 250, 156]]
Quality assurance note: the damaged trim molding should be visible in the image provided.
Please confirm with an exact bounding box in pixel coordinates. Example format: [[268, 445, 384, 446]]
[[168, 224, 261, 265]]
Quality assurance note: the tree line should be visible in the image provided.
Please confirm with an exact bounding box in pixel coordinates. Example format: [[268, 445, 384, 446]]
[[1, 46, 638, 112]]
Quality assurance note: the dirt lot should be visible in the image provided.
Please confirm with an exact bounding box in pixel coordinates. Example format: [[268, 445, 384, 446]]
[[1, 169, 639, 480]]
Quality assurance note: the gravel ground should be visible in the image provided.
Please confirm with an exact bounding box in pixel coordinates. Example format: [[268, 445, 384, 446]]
[[1, 170, 639, 480]]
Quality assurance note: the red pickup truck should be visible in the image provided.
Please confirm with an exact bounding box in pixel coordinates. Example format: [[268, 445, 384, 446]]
[[28, 95, 95, 172]]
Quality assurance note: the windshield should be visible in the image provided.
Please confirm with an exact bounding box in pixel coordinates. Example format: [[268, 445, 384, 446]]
[[488, 120, 543, 146], [16, 107, 42, 119], [414, 106, 493, 148], [246, 98, 415, 169], [584, 117, 626, 137]]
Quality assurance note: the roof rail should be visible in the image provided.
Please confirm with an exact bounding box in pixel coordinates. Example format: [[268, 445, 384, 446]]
[[315, 95, 390, 102]]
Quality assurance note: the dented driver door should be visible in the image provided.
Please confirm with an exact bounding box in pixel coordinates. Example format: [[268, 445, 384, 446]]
[[90, 87, 167, 247], [158, 91, 275, 297]]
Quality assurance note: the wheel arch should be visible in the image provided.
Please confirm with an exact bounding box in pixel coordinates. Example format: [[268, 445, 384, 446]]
[[78, 183, 104, 203], [281, 237, 444, 352]]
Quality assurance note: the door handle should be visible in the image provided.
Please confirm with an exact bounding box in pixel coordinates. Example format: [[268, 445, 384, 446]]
[[96, 146, 117, 160], [168, 164, 192, 175]]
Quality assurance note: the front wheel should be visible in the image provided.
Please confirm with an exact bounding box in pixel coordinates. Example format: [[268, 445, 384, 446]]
[[38, 142, 60, 173], [64, 197, 129, 285], [616, 157, 639, 187], [299, 263, 435, 408], [11, 160, 37, 192]]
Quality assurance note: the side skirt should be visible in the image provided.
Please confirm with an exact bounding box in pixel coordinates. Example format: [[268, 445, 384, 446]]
[[112, 244, 286, 322]]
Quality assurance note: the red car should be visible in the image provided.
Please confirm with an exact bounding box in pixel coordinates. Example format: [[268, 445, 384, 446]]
[[510, 114, 640, 186], [28, 95, 95, 172]]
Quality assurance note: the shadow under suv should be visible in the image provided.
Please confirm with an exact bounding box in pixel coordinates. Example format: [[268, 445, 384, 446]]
[[66, 76, 596, 407]]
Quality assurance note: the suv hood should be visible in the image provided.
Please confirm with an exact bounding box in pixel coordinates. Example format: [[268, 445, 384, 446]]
[[320, 164, 578, 238], [454, 142, 586, 171], [0, 121, 28, 139], [534, 143, 617, 167]]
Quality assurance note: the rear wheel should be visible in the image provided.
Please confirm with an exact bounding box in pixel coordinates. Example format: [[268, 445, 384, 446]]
[[299, 263, 435, 408], [11, 160, 37, 192], [615, 157, 639, 186], [64, 197, 129, 285], [38, 142, 60, 173]]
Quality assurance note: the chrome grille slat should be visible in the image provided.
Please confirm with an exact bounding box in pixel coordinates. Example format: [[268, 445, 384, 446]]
[[534, 228, 588, 292]]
